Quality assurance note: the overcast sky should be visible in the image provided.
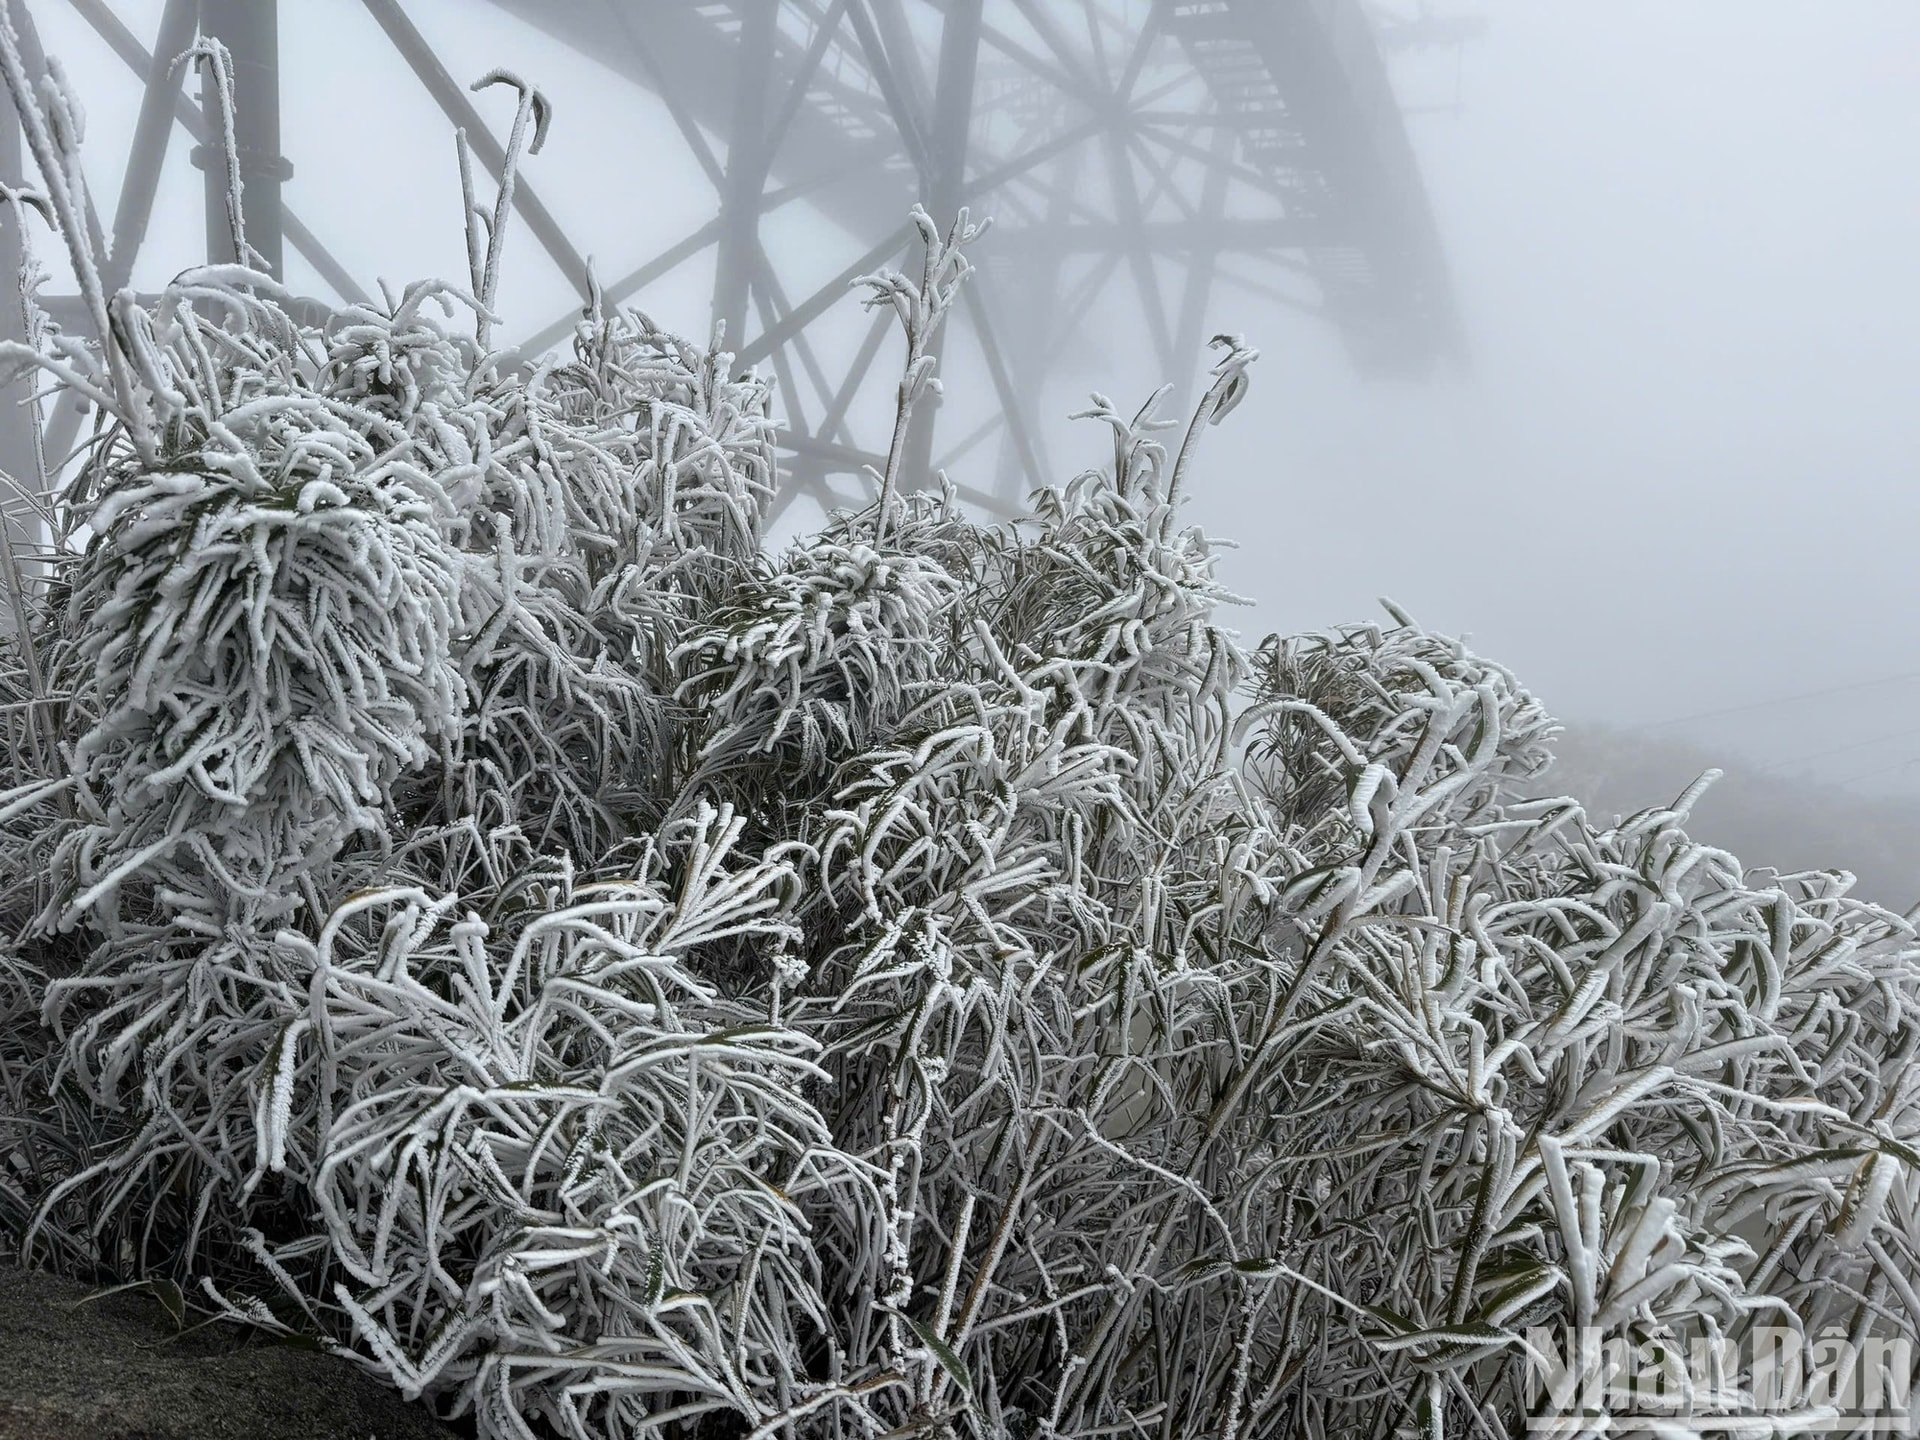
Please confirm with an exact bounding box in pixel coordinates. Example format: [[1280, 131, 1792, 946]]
[[27, 0, 1920, 796], [1189, 0, 1920, 795]]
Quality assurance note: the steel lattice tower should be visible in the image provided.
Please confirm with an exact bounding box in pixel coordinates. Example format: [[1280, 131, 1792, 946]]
[[0, 0, 1464, 522]]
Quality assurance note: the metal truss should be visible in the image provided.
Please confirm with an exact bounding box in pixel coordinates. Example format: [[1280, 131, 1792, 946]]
[[0, 0, 1464, 524]]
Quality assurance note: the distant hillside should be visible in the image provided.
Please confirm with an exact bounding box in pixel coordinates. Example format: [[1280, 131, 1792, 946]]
[[1542, 723, 1920, 913]]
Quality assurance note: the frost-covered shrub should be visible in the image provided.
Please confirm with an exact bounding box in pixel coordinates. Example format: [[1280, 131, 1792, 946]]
[[1, 26, 1917, 1440], [51, 359, 469, 935], [241, 808, 869, 1439]]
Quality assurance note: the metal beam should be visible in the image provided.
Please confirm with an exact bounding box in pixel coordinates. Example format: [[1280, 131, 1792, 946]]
[[599, 0, 724, 190], [714, 0, 780, 348], [960, 283, 1045, 495], [197, 0, 286, 275], [968, 7, 1104, 112], [933, 408, 1005, 477], [752, 255, 844, 438], [779, 428, 1006, 514], [818, 304, 893, 446], [736, 223, 911, 369], [899, 0, 982, 493], [1114, 0, 1166, 104], [60, 0, 367, 301], [16, 1, 98, 487], [518, 216, 722, 359], [490, 0, 920, 258], [1171, 0, 1465, 373], [983, 138, 1081, 499], [767, 0, 853, 157], [864, 0, 935, 159], [361, 0, 593, 302], [40, 290, 335, 331], [0, 73, 38, 515], [450, 0, 1464, 484], [513, 137, 889, 360], [750, 265, 811, 436], [1104, 124, 1176, 374], [103, 0, 194, 291], [1172, 118, 1235, 404], [960, 218, 1351, 261], [12, 4, 104, 265]]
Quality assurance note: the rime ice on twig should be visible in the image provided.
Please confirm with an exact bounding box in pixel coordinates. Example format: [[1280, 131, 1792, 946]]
[[852, 204, 988, 538], [0, 22, 1916, 1440]]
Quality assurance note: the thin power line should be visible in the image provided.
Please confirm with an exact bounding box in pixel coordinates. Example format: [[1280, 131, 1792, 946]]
[[1645, 672, 1920, 730], [1830, 754, 1920, 789], [1758, 725, 1920, 775]]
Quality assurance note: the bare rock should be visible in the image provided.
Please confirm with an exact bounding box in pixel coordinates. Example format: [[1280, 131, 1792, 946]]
[[0, 1265, 465, 1440]]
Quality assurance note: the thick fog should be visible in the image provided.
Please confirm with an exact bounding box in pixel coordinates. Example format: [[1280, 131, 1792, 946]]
[[20, 0, 1920, 897], [1192, 0, 1920, 803]]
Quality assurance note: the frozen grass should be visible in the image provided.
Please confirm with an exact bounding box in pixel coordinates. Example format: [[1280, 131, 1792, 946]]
[[1, 19, 1917, 1440]]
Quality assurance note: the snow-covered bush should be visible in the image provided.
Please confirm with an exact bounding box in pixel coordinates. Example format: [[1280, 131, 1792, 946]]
[[1, 26, 1916, 1440]]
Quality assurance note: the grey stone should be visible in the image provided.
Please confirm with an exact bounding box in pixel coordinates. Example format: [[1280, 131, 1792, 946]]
[[0, 1265, 465, 1440]]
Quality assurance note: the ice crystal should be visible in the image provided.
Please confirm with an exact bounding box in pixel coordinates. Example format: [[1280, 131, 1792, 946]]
[[0, 18, 1915, 1440]]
